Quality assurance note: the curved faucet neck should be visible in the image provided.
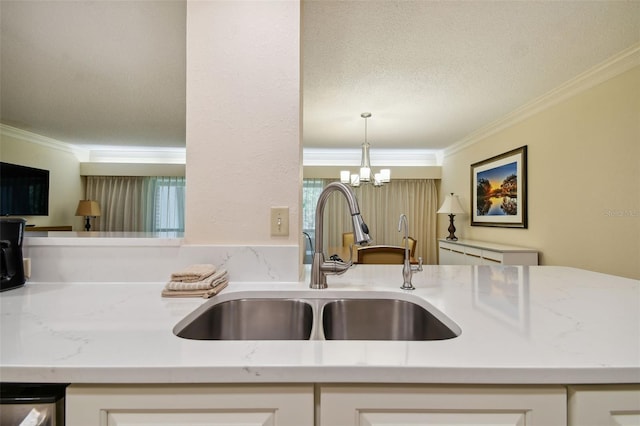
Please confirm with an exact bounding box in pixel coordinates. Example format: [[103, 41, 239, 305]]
[[311, 182, 371, 289], [398, 214, 410, 254], [315, 182, 358, 254]]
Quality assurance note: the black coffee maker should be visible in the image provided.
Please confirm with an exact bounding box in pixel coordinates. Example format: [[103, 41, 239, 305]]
[[1, 218, 26, 292]]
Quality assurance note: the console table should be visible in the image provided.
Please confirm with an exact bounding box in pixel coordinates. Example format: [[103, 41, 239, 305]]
[[438, 239, 538, 265]]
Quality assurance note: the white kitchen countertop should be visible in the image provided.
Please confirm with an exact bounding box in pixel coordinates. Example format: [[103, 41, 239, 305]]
[[1, 265, 638, 385]]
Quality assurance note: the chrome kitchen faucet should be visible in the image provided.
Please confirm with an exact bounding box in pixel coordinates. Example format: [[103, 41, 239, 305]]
[[310, 182, 372, 289], [398, 214, 423, 290]]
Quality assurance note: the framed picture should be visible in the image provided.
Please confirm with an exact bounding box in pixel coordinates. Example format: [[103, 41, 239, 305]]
[[471, 146, 527, 228]]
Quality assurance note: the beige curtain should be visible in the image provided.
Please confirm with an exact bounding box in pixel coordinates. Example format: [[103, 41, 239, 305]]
[[323, 179, 438, 264], [86, 176, 186, 232], [86, 176, 145, 231]]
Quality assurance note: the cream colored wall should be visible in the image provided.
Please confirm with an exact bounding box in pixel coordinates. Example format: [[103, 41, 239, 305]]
[[0, 129, 84, 229], [184, 1, 301, 246], [440, 66, 640, 279]]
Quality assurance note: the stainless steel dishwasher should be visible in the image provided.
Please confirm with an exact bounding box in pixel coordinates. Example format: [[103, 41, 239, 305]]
[[0, 384, 67, 426]]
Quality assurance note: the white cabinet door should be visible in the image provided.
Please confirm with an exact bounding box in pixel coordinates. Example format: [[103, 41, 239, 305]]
[[438, 248, 458, 264], [66, 384, 314, 426], [321, 385, 566, 426], [439, 246, 465, 265], [568, 385, 640, 426]]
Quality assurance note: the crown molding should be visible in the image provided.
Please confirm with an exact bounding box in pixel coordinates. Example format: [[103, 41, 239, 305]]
[[88, 149, 186, 164], [0, 123, 186, 163], [0, 124, 91, 160], [444, 43, 640, 157]]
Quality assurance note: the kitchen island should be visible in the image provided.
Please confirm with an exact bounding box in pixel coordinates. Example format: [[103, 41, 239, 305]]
[[1, 264, 638, 425]]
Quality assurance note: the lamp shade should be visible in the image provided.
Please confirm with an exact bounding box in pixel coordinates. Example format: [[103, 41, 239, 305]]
[[437, 193, 465, 215], [75, 200, 101, 217]]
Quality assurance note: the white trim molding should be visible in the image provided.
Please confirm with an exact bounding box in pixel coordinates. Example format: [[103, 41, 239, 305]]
[[0, 123, 187, 164], [444, 43, 640, 157], [1, 124, 91, 161]]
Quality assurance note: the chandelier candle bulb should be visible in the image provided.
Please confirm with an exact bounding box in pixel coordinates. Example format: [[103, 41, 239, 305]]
[[360, 167, 371, 181]]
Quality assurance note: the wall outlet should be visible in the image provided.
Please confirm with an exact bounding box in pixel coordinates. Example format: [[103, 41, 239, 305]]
[[23, 257, 31, 278], [270, 207, 289, 236]]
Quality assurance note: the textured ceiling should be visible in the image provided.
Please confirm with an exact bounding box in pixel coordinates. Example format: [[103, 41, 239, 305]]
[[302, 0, 640, 150], [1, 1, 639, 152]]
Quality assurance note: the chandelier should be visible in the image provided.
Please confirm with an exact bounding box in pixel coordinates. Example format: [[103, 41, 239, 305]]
[[340, 112, 391, 187]]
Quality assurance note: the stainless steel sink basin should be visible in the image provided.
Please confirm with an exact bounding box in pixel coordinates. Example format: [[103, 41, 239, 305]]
[[175, 298, 313, 340], [174, 292, 460, 341], [322, 298, 458, 341]]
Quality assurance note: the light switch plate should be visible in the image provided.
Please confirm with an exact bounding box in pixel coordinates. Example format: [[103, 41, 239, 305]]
[[270, 207, 289, 236]]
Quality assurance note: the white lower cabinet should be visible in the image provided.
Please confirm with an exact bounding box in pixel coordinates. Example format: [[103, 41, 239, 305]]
[[568, 385, 640, 426], [66, 383, 640, 426], [320, 384, 566, 426], [65, 384, 314, 426]]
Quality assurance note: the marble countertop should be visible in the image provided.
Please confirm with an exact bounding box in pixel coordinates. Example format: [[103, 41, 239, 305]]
[[1, 265, 638, 385]]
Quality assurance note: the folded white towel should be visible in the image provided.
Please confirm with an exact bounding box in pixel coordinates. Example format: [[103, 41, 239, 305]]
[[161, 281, 228, 299], [166, 269, 228, 291], [170, 264, 217, 283]]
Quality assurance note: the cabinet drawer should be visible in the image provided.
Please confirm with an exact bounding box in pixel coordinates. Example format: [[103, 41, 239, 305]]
[[439, 241, 458, 251], [439, 248, 464, 265], [465, 247, 483, 258], [482, 250, 503, 263]]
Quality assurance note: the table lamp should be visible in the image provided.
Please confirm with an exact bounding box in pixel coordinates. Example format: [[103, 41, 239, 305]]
[[75, 200, 101, 231], [437, 193, 465, 241]]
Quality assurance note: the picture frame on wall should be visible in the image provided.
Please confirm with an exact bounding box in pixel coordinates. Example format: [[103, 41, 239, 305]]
[[471, 146, 528, 228]]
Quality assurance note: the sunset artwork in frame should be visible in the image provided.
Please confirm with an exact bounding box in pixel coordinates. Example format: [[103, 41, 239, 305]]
[[471, 146, 528, 228]]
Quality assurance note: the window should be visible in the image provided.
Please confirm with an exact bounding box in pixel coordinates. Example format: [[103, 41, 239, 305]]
[[86, 176, 186, 233], [302, 178, 327, 263], [153, 177, 185, 232]]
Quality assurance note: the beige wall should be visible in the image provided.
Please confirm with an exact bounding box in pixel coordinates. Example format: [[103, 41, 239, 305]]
[[184, 1, 301, 247], [0, 128, 84, 229], [440, 66, 640, 279]]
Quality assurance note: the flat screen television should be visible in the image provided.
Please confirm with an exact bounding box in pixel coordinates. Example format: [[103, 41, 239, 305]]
[[0, 162, 50, 216]]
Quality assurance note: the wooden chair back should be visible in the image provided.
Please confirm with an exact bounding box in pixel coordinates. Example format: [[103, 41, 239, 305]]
[[342, 232, 354, 248], [402, 237, 417, 258], [357, 245, 405, 264]]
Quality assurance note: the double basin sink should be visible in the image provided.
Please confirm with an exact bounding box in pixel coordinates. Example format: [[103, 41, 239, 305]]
[[173, 291, 461, 341]]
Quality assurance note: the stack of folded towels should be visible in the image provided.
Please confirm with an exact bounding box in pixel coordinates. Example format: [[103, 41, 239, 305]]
[[161, 263, 229, 298]]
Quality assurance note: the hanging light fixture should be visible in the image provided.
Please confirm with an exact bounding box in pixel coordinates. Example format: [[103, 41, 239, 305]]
[[340, 112, 391, 187]]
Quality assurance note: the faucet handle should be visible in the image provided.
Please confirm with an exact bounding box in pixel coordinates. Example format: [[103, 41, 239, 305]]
[[412, 257, 423, 272]]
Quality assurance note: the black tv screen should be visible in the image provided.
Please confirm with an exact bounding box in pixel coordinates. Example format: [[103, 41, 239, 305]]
[[0, 162, 50, 216]]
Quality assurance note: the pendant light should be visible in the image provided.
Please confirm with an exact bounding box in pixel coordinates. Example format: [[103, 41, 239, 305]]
[[340, 112, 390, 187]]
